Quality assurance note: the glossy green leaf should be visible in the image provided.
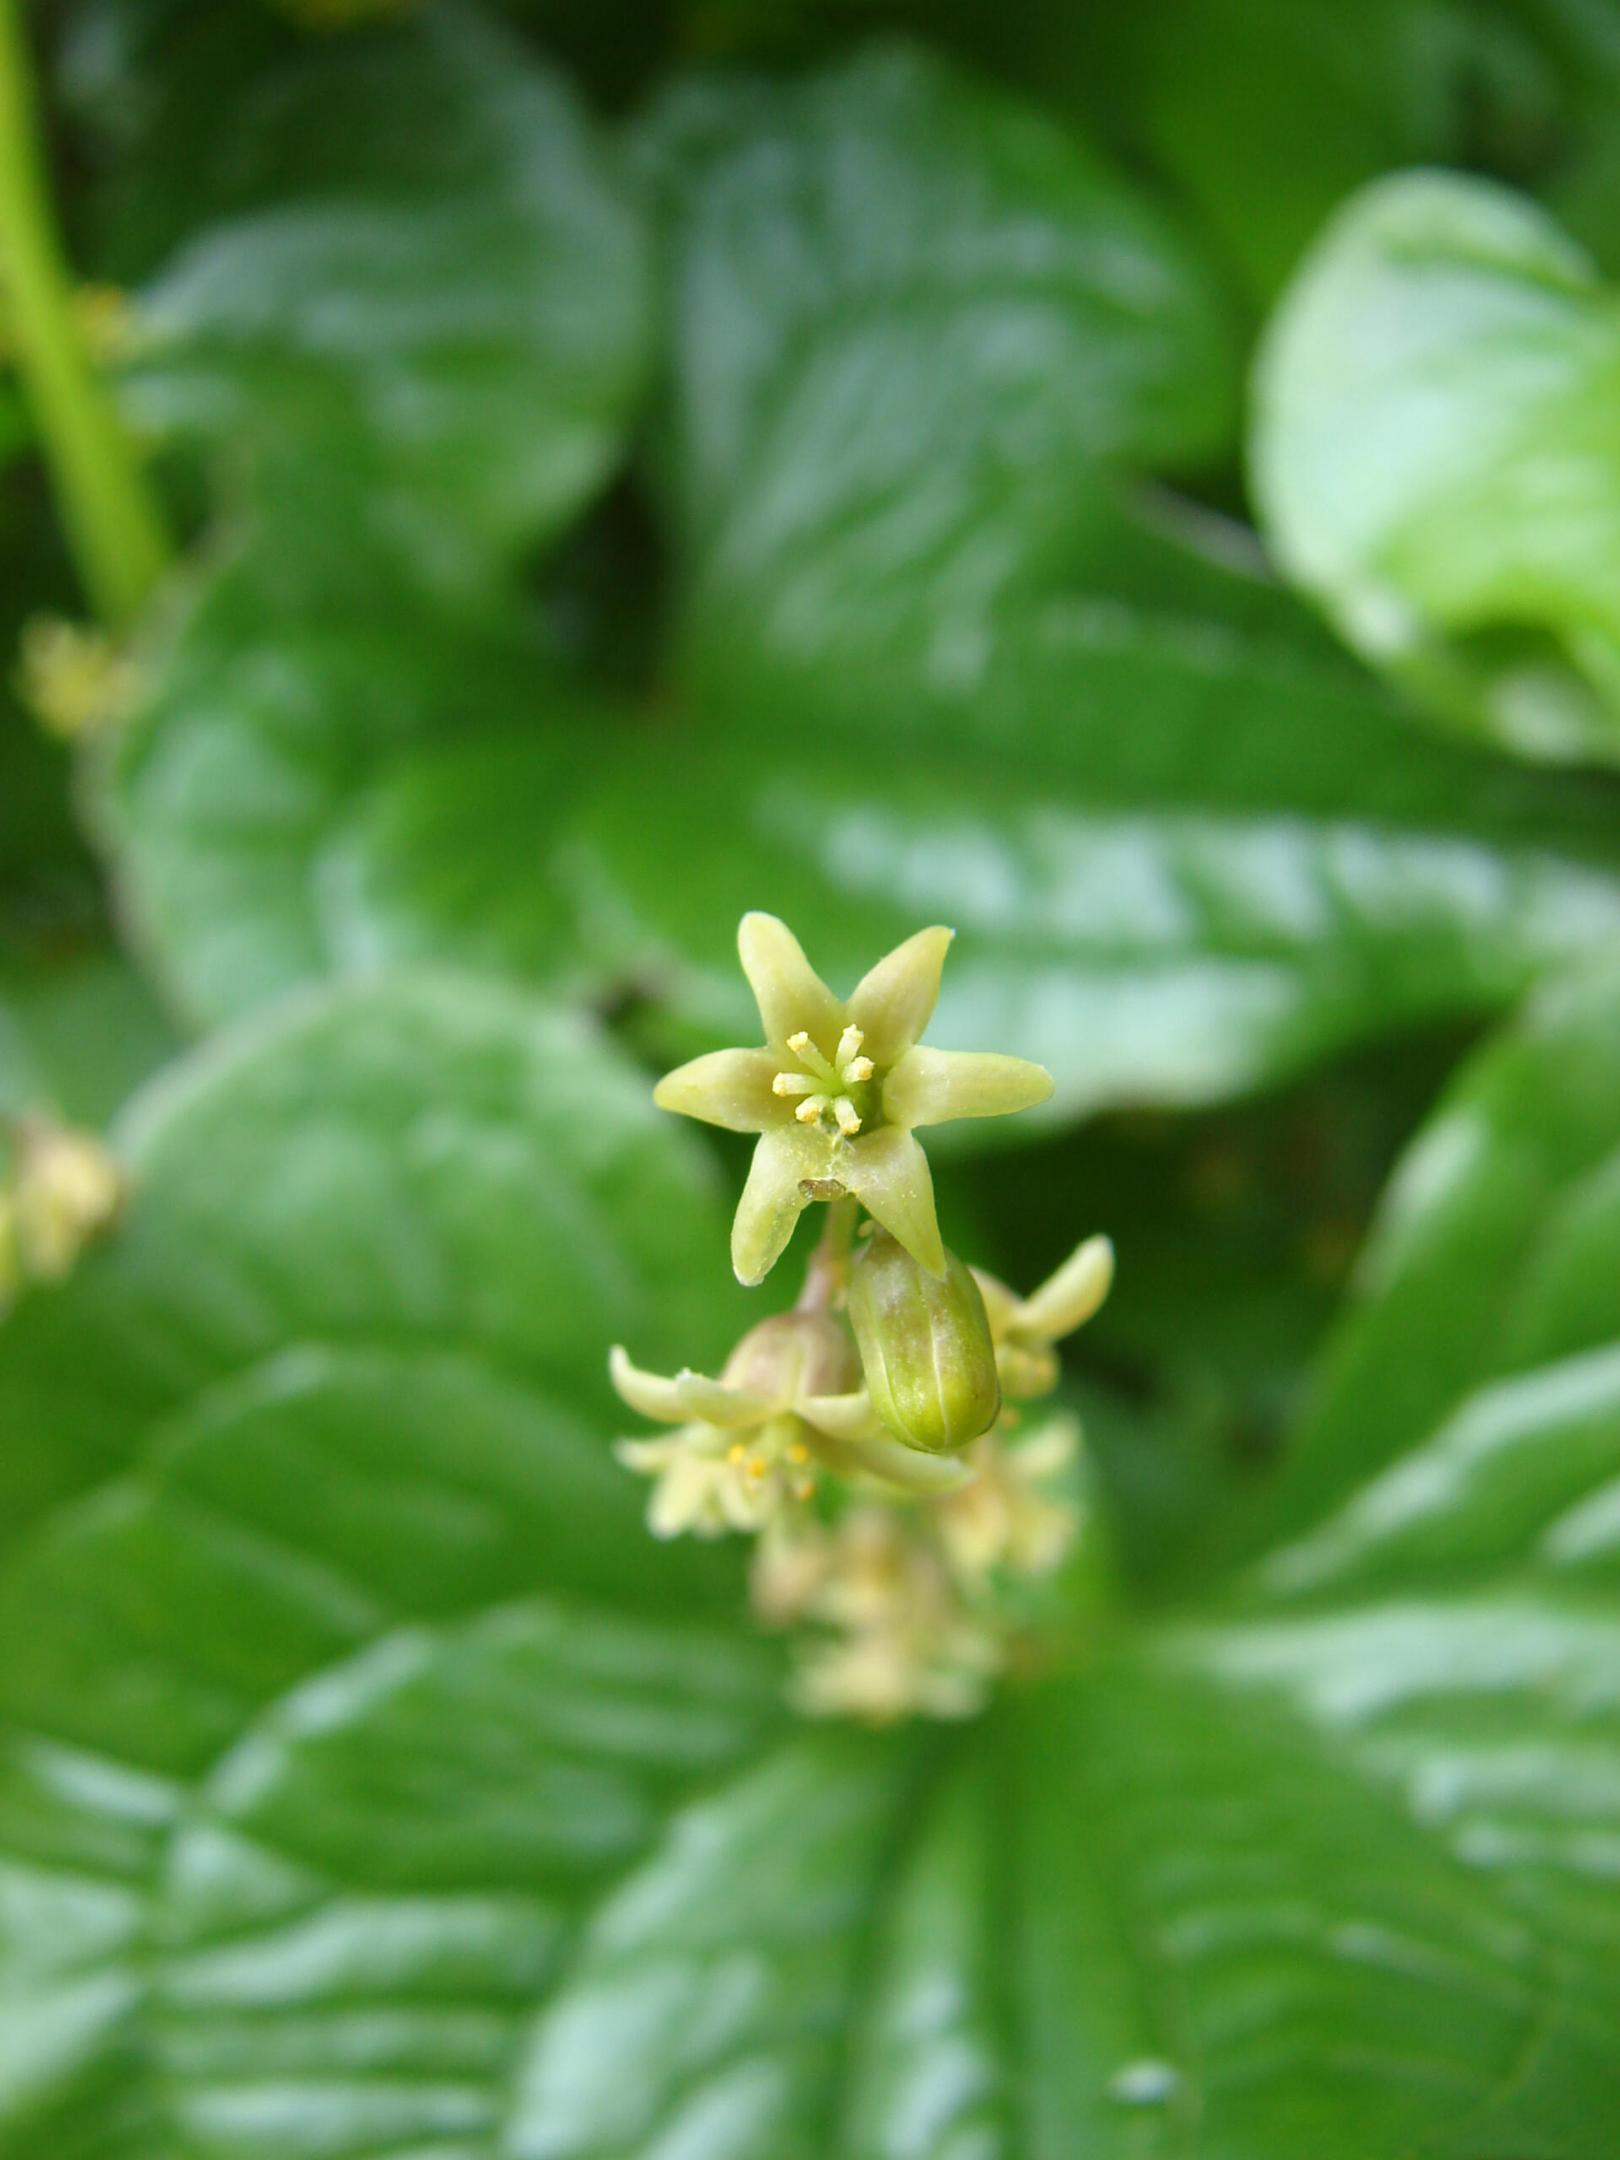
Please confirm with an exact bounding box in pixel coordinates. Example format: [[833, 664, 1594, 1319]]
[[0, 971, 747, 1565], [99, 511, 588, 1026], [102, 502, 1620, 1118], [1254, 172, 1620, 767], [1256, 961, 1620, 1551], [640, 44, 1237, 659], [562, 600, 1620, 1122], [3, 964, 1620, 2153], [121, 7, 653, 568]]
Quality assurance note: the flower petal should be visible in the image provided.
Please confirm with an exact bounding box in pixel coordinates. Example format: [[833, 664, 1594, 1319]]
[[731, 1123, 830, 1286], [653, 1047, 783, 1133], [841, 1126, 944, 1277], [882, 1046, 1053, 1129], [847, 925, 953, 1065], [737, 912, 846, 1056], [798, 1389, 884, 1443], [672, 1371, 772, 1427], [809, 1425, 976, 1494], [609, 1344, 690, 1423], [1018, 1235, 1114, 1342]]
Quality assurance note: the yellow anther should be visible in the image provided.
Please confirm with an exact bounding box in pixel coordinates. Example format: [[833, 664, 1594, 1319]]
[[835, 1025, 865, 1069], [796, 1095, 830, 1125], [794, 1479, 816, 1501], [773, 1072, 815, 1097], [747, 1456, 767, 1480], [787, 1031, 814, 1057], [844, 1056, 875, 1084], [728, 1442, 749, 1464], [786, 1441, 810, 1466], [834, 1097, 862, 1136]]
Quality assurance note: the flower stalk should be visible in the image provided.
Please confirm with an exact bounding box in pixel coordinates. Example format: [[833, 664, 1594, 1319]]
[[0, 0, 168, 626]]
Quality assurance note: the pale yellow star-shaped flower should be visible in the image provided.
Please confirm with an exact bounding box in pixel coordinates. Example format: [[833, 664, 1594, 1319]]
[[654, 912, 1053, 1286]]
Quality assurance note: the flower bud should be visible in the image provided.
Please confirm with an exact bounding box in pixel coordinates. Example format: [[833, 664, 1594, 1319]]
[[721, 1311, 859, 1401], [848, 1229, 1001, 1454]]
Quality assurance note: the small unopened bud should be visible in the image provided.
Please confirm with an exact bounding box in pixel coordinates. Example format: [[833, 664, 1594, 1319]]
[[721, 1311, 859, 1401], [11, 1122, 125, 1281], [848, 1230, 1000, 1454]]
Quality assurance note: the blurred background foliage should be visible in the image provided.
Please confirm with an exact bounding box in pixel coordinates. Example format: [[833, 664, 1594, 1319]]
[[5, 0, 1620, 2152]]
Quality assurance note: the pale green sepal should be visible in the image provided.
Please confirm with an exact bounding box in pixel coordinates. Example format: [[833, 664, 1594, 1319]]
[[608, 1344, 691, 1424], [1019, 1234, 1115, 1341], [841, 1126, 945, 1277], [652, 1046, 781, 1132], [737, 911, 846, 1055], [808, 1425, 976, 1494], [731, 1122, 828, 1285], [799, 1389, 884, 1443], [671, 1371, 774, 1427], [883, 1045, 1054, 1128], [847, 924, 953, 1066]]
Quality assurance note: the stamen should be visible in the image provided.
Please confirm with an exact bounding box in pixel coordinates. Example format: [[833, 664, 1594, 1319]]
[[843, 1055, 875, 1083], [746, 1456, 767, 1480], [834, 1024, 865, 1069], [795, 1095, 831, 1125], [772, 1072, 816, 1097], [728, 1442, 749, 1464], [786, 1031, 838, 1082], [833, 1096, 862, 1136], [786, 1441, 810, 1465]]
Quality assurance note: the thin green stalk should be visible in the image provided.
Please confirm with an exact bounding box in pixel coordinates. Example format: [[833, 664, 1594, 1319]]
[[796, 1196, 859, 1313], [0, 0, 168, 626]]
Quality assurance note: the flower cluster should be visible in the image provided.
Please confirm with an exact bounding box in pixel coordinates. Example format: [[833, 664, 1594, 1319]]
[[613, 913, 1112, 1723]]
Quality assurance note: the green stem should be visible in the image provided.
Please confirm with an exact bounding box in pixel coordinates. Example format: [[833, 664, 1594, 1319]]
[[796, 1196, 859, 1313], [0, 0, 168, 626]]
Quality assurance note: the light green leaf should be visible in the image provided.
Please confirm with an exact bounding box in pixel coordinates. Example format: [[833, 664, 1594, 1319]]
[[1254, 172, 1620, 767], [122, 7, 653, 569]]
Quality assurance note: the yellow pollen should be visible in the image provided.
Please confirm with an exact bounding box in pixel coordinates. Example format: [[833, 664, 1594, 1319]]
[[835, 1024, 864, 1067], [834, 1096, 862, 1136], [786, 1441, 810, 1465], [786, 1032, 814, 1057], [747, 1456, 767, 1480], [773, 1072, 816, 1097], [843, 1055, 875, 1083], [795, 1095, 830, 1125], [728, 1442, 748, 1464], [794, 1479, 816, 1501]]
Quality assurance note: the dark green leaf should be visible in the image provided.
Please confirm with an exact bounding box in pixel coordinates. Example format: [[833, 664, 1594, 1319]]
[[104, 512, 1620, 1125], [122, 7, 653, 568], [1254, 961, 1620, 1551], [641, 44, 1237, 655], [0, 943, 176, 1128]]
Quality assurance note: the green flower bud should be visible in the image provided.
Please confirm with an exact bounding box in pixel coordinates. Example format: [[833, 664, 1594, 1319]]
[[848, 1229, 1001, 1454]]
